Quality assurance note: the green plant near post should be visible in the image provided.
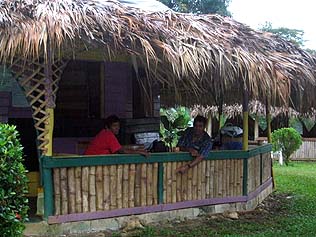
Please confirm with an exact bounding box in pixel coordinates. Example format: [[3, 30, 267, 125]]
[[272, 127, 303, 166], [0, 124, 29, 237], [160, 107, 191, 150]]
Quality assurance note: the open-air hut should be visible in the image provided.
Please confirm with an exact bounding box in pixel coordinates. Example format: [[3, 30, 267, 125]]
[[0, 0, 315, 232]]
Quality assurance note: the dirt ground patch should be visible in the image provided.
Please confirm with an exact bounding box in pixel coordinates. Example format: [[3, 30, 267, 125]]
[[69, 192, 292, 237]]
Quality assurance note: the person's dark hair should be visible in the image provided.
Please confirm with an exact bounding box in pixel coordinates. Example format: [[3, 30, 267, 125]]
[[105, 115, 120, 128], [193, 115, 207, 126]]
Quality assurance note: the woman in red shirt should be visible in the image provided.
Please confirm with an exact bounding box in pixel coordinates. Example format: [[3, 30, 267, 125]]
[[84, 115, 148, 156]]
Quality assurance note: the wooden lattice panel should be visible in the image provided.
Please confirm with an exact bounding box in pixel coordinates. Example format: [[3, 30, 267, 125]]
[[8, 58, 67, 155]]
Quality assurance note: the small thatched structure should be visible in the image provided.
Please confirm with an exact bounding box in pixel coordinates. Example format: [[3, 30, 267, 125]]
[[0, 0, 315, 154], [191, 102, 305, 119]]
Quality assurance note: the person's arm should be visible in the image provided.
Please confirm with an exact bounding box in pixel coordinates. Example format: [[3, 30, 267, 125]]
[[175, 155, 204, 174], [176, 136, 213, 174], [118, 148, 150, 157]]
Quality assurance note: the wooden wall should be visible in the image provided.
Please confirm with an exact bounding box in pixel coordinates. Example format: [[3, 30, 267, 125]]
[[291, 138, 316, 160]]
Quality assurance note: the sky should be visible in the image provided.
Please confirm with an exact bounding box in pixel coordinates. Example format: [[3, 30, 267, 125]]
[[228, 0, 316, 49]]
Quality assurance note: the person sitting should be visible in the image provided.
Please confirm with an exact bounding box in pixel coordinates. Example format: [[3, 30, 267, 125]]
[[84, 115, 149, 156], [175, 115, 213, 174]]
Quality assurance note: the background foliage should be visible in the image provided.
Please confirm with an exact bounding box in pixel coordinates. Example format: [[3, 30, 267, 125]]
[[159, 0, 231, 15]]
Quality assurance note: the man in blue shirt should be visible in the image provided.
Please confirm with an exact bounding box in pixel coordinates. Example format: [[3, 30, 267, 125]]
[[176, 115, 213, 174]]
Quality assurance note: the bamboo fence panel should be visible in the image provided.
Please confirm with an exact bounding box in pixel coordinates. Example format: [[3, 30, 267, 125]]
[[122, 165, 129, 208], [227, 160, 233, 197], [209, 160, 215, 198], [218, 160, 223, 197], [164, 162, 172, 203], [247, 158, 253, 193], [187, 163, 193, 200], [89, 166, 96, 212], [146, 164, 153, 206], [51, 155, 268, 215], [135, 164, 141, 206], [201, 160, 206, 199], [163, 163, 167, 203], [262, 153, 272, 182], [222, 160, 227, 197], [110, 165, 117, 210], [128, 164, 136, 208], [213, 160, 218, 197], [75, 167, 82, 213], [205, 160, 210, 198], [53, 168, 61, 215], [67, 168, 76, 214], [237, 159, 243, 196], [116, 165, 123, 209], [152, 163, 158, 205], [176, 162, 182, 202], [192, 164, 198, 200], [248, 156, 261, 193], [140, 163, 147, 206], [103, 166, 110, 210], [197, 162, 202, 200], [95, 166, 103, 211], [171, 162, 177, 203], [82, 166, 89, 212], [60, 168, 68, 215], [181, 162, 188, 201]]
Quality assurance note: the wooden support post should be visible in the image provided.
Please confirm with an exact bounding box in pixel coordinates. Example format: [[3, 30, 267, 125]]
[[206, 112, 212, 137], [266, 98, 272, 143], [44, 40, 55, 156], [242, 88, 249, 151], [254, 115, 259, 141], [43, 165, 53, 219], [44, 108, 54, 156], [218, 101, 223, 131]]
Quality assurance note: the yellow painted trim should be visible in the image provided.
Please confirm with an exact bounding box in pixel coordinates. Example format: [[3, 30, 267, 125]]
[[45, 108, 54, 156], [243, 111, 249, 151]]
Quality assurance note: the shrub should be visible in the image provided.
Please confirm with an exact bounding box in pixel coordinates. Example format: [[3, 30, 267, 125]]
[[0, 124, 29, 237], [272, 127, 303, 165]]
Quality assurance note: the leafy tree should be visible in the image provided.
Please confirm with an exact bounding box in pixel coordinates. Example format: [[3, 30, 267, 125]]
[[159, 0, 231, 16], [260, 22, 305, 47], [272, 127, 302, 165]]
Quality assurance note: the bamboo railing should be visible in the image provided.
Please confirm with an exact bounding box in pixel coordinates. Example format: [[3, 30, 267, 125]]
[[42, 144, 272, 219]]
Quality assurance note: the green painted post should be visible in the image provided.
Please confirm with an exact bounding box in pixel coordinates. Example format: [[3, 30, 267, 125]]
[[260, 154, 263, 185], [242, 158, 248, 196], [43, 166, 54, 219], [158, 163, 164, 204]]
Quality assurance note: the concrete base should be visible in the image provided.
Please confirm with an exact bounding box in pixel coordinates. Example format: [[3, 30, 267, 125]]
[[24, 183, 272, 236]]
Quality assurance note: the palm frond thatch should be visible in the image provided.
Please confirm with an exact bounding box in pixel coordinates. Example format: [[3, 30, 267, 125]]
[[0, 0, 315, 111]]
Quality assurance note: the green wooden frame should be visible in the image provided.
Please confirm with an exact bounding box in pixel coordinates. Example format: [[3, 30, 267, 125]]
[[42, 144, 272, 219]]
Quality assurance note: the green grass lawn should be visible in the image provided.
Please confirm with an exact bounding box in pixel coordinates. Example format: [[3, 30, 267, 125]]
[[121, 162, 316, 237]]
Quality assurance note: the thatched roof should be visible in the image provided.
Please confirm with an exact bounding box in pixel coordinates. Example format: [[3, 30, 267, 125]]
[[0, 0, 315, 111]]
